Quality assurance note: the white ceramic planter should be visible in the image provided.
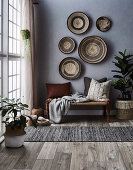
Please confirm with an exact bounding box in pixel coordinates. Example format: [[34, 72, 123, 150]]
[[5, 135, 26, 148]]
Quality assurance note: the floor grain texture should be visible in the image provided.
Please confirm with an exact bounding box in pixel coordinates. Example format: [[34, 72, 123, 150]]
[[0, 116, 133, 170]]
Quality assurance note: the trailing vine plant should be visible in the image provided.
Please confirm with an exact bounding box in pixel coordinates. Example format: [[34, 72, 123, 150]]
[[21, 29, 31, 61]]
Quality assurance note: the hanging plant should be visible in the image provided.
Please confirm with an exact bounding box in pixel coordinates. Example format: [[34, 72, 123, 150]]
[[21, 29, 30, 40], [21, 29, 31, 61]]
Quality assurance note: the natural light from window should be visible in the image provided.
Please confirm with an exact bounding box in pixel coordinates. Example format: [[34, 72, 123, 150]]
[[8, 0, 21, 100], [0, 0, 2, 137], [9, 0, 21, 55], [0, 0, 1, 52]]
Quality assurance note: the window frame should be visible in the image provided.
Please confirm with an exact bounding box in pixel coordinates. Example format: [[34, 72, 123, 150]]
[[0, 0, 4, 138], [8, 0, 21, 100], [8, 57, 21, 99], [0, 0, 3, 53], [8, 0, 21, 56], [0, 0, 22, 139]]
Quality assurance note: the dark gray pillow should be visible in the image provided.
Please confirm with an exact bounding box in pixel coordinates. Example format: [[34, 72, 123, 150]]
[[84, 77, 107, 96]]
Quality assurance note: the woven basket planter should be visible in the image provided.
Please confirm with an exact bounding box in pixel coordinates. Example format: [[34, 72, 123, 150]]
[[115, 100, 133, 119], [4, 126, 26, 147]]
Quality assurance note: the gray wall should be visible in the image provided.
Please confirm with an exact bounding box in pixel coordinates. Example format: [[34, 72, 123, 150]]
[[35, 0, 133, 114]]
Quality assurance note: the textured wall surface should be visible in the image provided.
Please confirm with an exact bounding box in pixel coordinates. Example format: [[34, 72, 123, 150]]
[[35, 0, 133, 114]]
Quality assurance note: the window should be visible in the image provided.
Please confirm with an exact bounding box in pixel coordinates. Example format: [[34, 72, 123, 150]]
[[8, 59, 20, 99], [0, 0, 2, 52], [0, 0, 22, 138], [9, 0, 21, 55], [0, 58, 2, 136], [8, 0, 21, 100], [0, 0, 3, 137], [0, 58, 2, 100], [0, 0, 2, 100]]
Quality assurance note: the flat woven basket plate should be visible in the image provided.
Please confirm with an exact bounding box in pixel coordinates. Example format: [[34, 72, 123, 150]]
[[58, 37, 75, 54], [59, 57, 81, 80], [96, 16, 111, 32], [78, 36, 107, 63], [67, 12, 89, 34]]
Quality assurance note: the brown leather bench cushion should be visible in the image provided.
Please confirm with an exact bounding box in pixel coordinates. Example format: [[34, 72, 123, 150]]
[[46, 82, 71, 98]]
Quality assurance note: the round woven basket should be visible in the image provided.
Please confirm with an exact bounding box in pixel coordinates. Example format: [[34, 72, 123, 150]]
[[5, 126, 26, 136], [115, 100, 133, 119], [116, 109, 133, 119]]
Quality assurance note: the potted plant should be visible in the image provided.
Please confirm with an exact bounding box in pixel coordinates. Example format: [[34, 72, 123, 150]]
[[112, 49, 133, 119], [0, 97, 36, 147], [21, 29, 31, 61], [21, 29, 30, 40]]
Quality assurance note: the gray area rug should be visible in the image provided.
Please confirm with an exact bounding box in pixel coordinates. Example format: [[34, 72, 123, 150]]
[[25, 126, 133, 142]]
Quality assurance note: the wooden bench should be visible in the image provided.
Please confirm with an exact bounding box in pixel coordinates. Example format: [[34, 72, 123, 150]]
[[46, 98, 111, 123]]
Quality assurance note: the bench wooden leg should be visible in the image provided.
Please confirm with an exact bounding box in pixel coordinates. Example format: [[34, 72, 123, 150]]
[[106, 101, 110, 123], [103, 106, 106, 117], [46, 98, 53, 119]]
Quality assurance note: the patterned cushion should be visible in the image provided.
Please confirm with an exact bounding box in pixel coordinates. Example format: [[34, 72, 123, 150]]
[[84, 77, 107, 96], [86, 79, 112, 101]]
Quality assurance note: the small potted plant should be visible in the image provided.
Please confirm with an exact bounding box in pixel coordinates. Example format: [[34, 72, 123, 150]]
[[0, 97, 36, 147], [112, 49, 133, 119], [21, 29, 31, 61]]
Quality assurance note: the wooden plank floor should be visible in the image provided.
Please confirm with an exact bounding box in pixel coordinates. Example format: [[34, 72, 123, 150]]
[[0, 116, 133, 170]]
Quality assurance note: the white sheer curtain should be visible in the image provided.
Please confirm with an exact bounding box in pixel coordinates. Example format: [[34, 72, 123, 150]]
[[21, 0, 37, 112]]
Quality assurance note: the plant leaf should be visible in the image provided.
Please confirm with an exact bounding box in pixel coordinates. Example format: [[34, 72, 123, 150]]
[[113, 75, 123, 79], [114, 56, 124, 64], [125, 55, 133, 59], [20, 115, 27, 128], [124, 49, 127, 55], [111, 70, 121, 73], [2, 109, 8, 117], [22, 104, 28, 108], [6, 117, 9, 121], [119, 51, 125, 58], [12, 109, 17, 118], [16, 98, 20, 103]]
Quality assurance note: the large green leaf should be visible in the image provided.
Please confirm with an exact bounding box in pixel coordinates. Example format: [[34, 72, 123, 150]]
[[6, 117, 9, 121], [113, 62, 127, 74], [16, 98, 20, 103], [20, 115, 27, 128], [22, 104, 29, 108], [114, 56, 123, 63], [111, 70, 121, 73], [12, 109, 17, 118], [119, 51, 125, 58], [113, 75, 123, 79], [2, 109, 8, 117], [112, 62, 123, 69], [124, 54, 133, 59], [123, 49, 127, 55], [0, 107, 3, 110]]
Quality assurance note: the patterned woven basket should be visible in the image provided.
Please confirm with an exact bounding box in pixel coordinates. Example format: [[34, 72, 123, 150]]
[[117, 109, 133, 119], [116, 100, 133, 119]]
